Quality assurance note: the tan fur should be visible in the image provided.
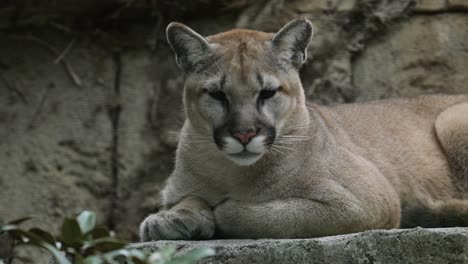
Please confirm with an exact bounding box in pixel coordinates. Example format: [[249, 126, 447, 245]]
[[140, 19, 468, 241]]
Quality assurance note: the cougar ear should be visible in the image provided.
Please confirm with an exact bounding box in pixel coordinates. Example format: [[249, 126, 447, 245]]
[[166, 22, 212, 72], [272, 17, 314, 69]]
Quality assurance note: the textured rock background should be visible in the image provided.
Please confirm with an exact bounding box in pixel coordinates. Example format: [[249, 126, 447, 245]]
[[130, 227, 468, 264], [1, 0, 468, 262]]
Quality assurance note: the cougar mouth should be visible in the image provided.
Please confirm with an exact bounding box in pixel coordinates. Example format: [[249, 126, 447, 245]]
[[228, 150, 262, 159], [209, 124, 277, 166], [226, 149, 264, 166]]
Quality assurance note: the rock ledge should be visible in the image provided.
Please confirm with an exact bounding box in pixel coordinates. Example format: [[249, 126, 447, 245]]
[[130, 228, 468, 264]]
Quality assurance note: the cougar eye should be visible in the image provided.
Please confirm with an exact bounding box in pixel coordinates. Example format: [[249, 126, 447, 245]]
[[208, 90, 227, 101], [258, 88, 278, 101]]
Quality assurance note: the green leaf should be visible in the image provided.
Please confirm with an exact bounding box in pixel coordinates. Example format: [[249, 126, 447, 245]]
[[17, 229, 51, 245], [83, 256, 104, 264], [29, 228, 56, 245], [11, 255, 33, 263], [123, 249, 147, 260], [0, 224, 19, 233], [91, 225, 110, 239], [73, 253, 84, 264], [159, 247, 176, 259], [42, 242, 72, 264], [0, 225, 38, 242], [77, 211, 96, 235], [101, 249, 146, 262], [61, 218, 83, 247], [5, 228, 64, 262], [168, 248, 215, 264], [8, 217, 33, 225], [130, 256, 148, 264], [8, 230, 27, 241], [83, 237, 128, 255]]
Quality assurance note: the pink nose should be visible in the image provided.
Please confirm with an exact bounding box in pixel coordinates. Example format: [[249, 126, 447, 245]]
[[232, 131, 257, 145]]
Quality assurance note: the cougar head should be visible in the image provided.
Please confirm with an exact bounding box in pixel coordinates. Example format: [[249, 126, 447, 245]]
[[167, 18, 313, 166]]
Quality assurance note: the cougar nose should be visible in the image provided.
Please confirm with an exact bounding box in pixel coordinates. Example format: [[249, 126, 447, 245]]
[[232, 130, 257, 145]]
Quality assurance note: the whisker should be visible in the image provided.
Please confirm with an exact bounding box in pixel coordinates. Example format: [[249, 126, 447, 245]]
[[278, 138, 313, 142], [269, 146, 285, 155], [279, 133, 318, 142], [283, 127, 310, 132], [273, 144, 297, 152], [184, 132, 212, 137], [214, 62, 223, 75], [284, 120, 313, 130], [186, 135, 212, 139], [274, 141, 296, 145], [203, 70, 218, 77], [280, 135, 311, 138], [187, 138, 213, 142], [275, 139, 306, 144]]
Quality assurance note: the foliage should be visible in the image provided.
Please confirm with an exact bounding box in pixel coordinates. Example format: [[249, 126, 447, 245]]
[[0, 211, 214, 264]]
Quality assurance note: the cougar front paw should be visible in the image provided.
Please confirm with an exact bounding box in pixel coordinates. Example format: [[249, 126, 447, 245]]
[[139, 209, 215, 241]]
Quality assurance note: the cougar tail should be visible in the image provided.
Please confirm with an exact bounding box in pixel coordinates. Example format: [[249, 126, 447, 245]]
[[401, 199, 468, 228], [401, 101, 468, 228]]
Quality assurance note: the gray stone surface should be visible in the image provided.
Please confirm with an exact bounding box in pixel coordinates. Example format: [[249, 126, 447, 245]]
[[130, 228, 468, 264]]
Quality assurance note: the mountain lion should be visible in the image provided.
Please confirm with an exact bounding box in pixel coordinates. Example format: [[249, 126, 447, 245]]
[[140, 18, 468, 240]]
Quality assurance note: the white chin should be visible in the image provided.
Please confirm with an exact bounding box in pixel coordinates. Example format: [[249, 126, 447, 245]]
[[226, 151, 264, 166], [222, 135, 267, 166]]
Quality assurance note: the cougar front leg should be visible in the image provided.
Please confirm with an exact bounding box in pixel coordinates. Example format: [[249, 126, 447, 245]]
[[140, 196, 215, 241], [214, 197, 399, 238]]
